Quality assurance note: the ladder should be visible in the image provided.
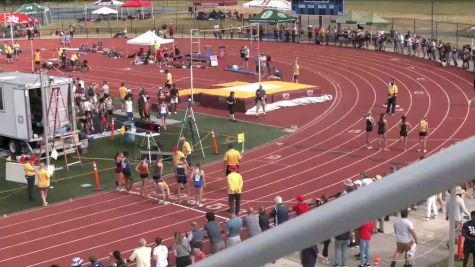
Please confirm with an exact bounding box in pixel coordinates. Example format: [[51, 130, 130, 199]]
[[41, 86, 82, 170], [189, 29, 202, 69]]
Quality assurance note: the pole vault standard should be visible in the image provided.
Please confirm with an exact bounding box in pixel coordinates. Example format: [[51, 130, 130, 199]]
[[177, 29, 205, 158]]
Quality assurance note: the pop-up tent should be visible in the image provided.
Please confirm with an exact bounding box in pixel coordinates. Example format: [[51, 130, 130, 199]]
[[126, 30, 174, 55], [243, 0, 291, 11], [0, 13, 33, 24], [331, 10, 366, 25], [248, 9, 296, 23], [457, 25, 475, 47], [193, 0, 238, 6], [85, 0, 123, 22], [92, 6, 119, 20], [93, 0, 124, 6], [122, 0, 154, 19], [15, 3, 51, 24]]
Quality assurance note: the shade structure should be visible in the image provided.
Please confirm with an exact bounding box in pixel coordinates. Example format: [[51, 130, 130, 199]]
[[249, 9, 296, 24], [92, 6, 118, 15], [331, 10, 366, 25], [127, 30, 174, 45], [122, 0, 152, 7], [15, 3, 52, 24], [193, 0, 238, 6], [0, 13, 32, 24], [92, 0, 124, 6], [457, 25, 475, 38], [364, 11, 391, 25], [243, 0, 291, 11]]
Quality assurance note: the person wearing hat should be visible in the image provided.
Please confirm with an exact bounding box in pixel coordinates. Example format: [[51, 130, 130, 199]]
[[342, 178, 354, 195], [88, 255, 104, 267], [292, 195, 310, 216], [23, 155, 36, 201], [224, 143, 241, 176], [449, 186, 471, 246], [255, 84, 267, 118], [71, 257, 84, 267], [227, 165, 243, 215]]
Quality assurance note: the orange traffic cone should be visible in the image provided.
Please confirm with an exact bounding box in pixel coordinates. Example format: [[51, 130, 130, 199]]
[[374, 256, 380, 267]]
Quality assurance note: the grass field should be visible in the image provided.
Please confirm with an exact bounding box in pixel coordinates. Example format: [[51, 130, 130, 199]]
[[0, 111, 286, 215]]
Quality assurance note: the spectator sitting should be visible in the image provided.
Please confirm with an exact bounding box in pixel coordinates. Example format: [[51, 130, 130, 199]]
[[269, 68, 282, 80], [269, 196, 289, 226]]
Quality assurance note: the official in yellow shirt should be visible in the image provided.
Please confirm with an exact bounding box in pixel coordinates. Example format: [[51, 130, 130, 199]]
[[165, 69, 173, 89], [119, 83, 128, 100], [23, 157, 36, 201], [386, 79, 398, 115], [70, 53, 78, 63], [227, 165, 243, 214], [37, 162, 50, 207], [179, 137, 193, 167], [34, 49, 41, 72], [13, 42, 20, 55], [173, 146, 185, 166], [224, 143, 241, 175]]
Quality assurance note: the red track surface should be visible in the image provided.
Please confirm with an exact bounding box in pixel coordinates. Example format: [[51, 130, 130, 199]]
[[0, 38, 474, 266]]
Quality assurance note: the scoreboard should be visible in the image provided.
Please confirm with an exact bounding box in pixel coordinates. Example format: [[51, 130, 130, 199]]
[[291, 0, 345, 16]]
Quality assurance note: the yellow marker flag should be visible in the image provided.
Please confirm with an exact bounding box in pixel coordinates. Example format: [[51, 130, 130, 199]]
[[237, 133, 245, 143]]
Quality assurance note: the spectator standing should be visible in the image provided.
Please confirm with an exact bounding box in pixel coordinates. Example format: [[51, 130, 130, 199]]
[[129, 238, 151, 267], [300, 245, 318, 267], [255, 84, 267, 118], [225, 211, 243, 247], [269, 196, 289, 226], [334, 230, 350, 267], [224, 143, 241, 175], [125, 96, 133, 121], [108, 250, 127, 267], [426, 193, 438, 221], [23, 156, 36, 201], [292, 195, 310, 216], [101, 81, 109, 96], [358, 221, 374, 267], [37, 162, 50, 207], [88, 255, 104, 267], [204, 212, 225, 254], [462, 211, 475, 267], [243, 207, 262, 238], [187, 222, 205, 251], [152, 237, 168, 267], [449, 186, 471, 246], [227, 165, 243, 215], [390, 210, 418, 267], [173, 232, 192, 267], [258, 206, 270, 231]]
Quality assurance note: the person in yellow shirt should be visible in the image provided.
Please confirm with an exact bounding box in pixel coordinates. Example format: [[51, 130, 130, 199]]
[[34, 49, 41, 73], [23, 156, 36, 201], [13, 41, 20, 59], [418, 117, 429, 155], [37, 162, 50, 207], [165, 69, 173, 89], [5, 44, 13, 64], [224, 143, 242, 176], [70, 53, 78, 64], [227, 165, 243, 214], [173, 146, 185, 166], [292, 59, 300, 83], [386, 79, 398, 115], [180, 137, 193, 167], [118, 83, 128, 112]]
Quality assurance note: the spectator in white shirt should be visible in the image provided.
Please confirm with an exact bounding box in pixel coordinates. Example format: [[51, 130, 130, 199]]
[[101, 81, 109, 97], [391, 210, 418, 267], [447, 186, 470, 246], [129, 238, 152, 267], [152, 237, 168, 267]]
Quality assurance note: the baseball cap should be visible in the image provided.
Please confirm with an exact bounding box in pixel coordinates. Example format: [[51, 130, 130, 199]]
[[296, 195, 305, 202]]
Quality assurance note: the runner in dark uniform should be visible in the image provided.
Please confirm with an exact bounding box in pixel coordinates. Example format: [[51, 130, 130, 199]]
[[176, 157, 189, 204], [399, 115, 411, 151], [377, 113, 389, 151], [226, 91, 237, 122], [114, 152, 124, 191], [364, 112, 374, 149], [152, 157, 166, 205]]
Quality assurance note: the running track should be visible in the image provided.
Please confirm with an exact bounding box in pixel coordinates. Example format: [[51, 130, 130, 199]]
[[0, 38, 474, 266]]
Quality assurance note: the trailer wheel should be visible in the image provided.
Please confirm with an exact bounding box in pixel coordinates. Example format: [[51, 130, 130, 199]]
[[8, 140, 21, 155]]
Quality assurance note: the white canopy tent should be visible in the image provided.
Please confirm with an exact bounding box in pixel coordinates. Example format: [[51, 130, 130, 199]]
[[243, 0, 291, 11], [126, 30, 174, 56], [85, 0, 124, 22], [92, 6, 119, 21], [93, 0, 124, 6]]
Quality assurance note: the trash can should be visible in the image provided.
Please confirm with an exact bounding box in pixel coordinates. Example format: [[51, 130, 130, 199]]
[[122, 121, 136, 143]]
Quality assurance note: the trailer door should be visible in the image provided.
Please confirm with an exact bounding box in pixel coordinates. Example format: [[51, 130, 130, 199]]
[[14, 89, 28, 140]]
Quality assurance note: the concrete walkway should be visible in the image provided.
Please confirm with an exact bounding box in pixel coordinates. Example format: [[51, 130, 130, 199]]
[[268, 196, 475, 267]]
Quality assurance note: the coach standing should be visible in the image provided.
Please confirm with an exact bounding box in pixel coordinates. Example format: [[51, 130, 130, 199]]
[[386, 79, 398, 115], [255, 85, 267, 118], [227, 166, 243, 215], [224, 144, 241, 176]]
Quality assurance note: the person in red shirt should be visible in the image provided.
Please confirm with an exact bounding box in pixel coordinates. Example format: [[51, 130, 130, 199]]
[[192, 244, 206, 263], [358, 221, 375, 267], [292, 195, 310, 216]]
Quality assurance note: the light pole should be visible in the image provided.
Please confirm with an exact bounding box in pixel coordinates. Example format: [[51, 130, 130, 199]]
[[431, 0, 434, 39]]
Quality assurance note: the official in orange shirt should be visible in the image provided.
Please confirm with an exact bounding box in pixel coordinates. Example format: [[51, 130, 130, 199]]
[[224, 144, 241, 176]]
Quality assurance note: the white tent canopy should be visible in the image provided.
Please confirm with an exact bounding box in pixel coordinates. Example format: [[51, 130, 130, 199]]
[[93, 0, 124, 6], [243, 0, 291, 11], [127, 31, 174, 45], [92, 6, 118, 15]]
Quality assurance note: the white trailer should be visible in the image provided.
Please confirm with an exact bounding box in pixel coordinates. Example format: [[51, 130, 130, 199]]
[[0, 71, 78, 155]]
